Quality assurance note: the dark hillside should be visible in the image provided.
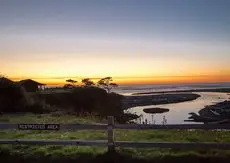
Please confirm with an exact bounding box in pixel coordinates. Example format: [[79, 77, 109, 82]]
[[41, 87, 127, 122]]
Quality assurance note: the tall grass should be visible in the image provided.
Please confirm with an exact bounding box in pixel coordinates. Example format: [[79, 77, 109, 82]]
[[1, 114, 230, 159]]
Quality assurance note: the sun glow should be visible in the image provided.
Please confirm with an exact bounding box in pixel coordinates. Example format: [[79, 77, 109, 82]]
[[4, 54, 229, 85]]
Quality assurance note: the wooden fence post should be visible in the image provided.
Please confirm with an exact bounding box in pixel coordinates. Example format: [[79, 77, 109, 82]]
[[107, 116, 115, 152]]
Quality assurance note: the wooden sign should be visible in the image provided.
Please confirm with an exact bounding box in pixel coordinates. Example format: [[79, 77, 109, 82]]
[[18, 124, 60, 130]]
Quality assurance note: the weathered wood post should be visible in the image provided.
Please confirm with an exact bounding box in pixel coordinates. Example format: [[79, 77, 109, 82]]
[[107, 116, 115, 152]]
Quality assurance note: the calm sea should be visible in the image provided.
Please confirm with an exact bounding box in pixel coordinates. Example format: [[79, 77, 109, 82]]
[[113, 82, 230, 95]]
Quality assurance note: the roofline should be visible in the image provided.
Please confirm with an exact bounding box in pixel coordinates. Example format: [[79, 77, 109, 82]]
[[18, 79, 46, 86]]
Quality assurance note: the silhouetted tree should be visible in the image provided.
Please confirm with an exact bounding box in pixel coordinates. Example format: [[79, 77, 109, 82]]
[[63, 84, 75, 89], [97, 77, 118, 93], [82, 78, 95, 87], [66, 79, 77, 87]]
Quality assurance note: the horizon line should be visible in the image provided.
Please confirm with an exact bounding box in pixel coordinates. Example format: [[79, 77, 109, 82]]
[[8, 74, 230, 81]]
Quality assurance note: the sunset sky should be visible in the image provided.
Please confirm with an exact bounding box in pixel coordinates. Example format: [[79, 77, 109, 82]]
[[0, 0, 230, 85]]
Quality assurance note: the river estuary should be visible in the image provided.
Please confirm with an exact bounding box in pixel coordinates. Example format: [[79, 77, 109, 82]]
[[127, 92, 230, 124]]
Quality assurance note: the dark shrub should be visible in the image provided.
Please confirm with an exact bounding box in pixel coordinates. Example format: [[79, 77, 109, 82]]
[[0, 78, 50, 113], [43, 87, 126, 122], [0, 84, 28, 112]]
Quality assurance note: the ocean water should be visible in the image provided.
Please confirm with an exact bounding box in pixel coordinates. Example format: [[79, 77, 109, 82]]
[[113, 82, 230, 95]]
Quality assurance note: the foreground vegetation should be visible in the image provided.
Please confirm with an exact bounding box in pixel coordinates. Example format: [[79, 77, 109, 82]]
[[1, 114, 230, 163], [0, 78, 131, 123]]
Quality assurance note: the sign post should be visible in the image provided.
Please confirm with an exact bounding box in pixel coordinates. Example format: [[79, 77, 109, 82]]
[[107, 116, 115, 152]]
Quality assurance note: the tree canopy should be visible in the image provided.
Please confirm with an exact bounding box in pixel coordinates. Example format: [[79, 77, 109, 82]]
[[97, 77, 118, 93], [82, 78, 95, 87], [66, 79, 77, 87]]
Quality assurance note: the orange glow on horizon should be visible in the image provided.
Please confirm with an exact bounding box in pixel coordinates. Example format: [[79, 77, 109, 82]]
[[9, 74, 230, 86], [3, 53, 230, 86]]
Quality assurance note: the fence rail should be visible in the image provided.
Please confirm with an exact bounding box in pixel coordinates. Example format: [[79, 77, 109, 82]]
[[0, 116, 230, 152], [0, 123, 107, 130], [115, 142, 230, 149], [0, 139, 107, 146], [1, 139, 230, 150], [114, 124, 230, 130], [1, 123, 230, 130]]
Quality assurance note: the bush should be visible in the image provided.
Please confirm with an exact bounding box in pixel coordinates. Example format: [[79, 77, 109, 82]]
[[43, 87, 126, 122], [0, 81, 51, 113], [0, 84, 28, 112]]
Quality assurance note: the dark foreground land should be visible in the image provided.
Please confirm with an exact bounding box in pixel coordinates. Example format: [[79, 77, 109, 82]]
[[1, 114, 230, 163], [187, 100, 230, 123], [2, 151, 230, 163]]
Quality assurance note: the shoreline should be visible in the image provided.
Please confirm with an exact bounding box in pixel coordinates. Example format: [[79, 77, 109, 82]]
[[132, 88, 230, 95], [186, 100, 230, 124], [122, 93, 200, 109]]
